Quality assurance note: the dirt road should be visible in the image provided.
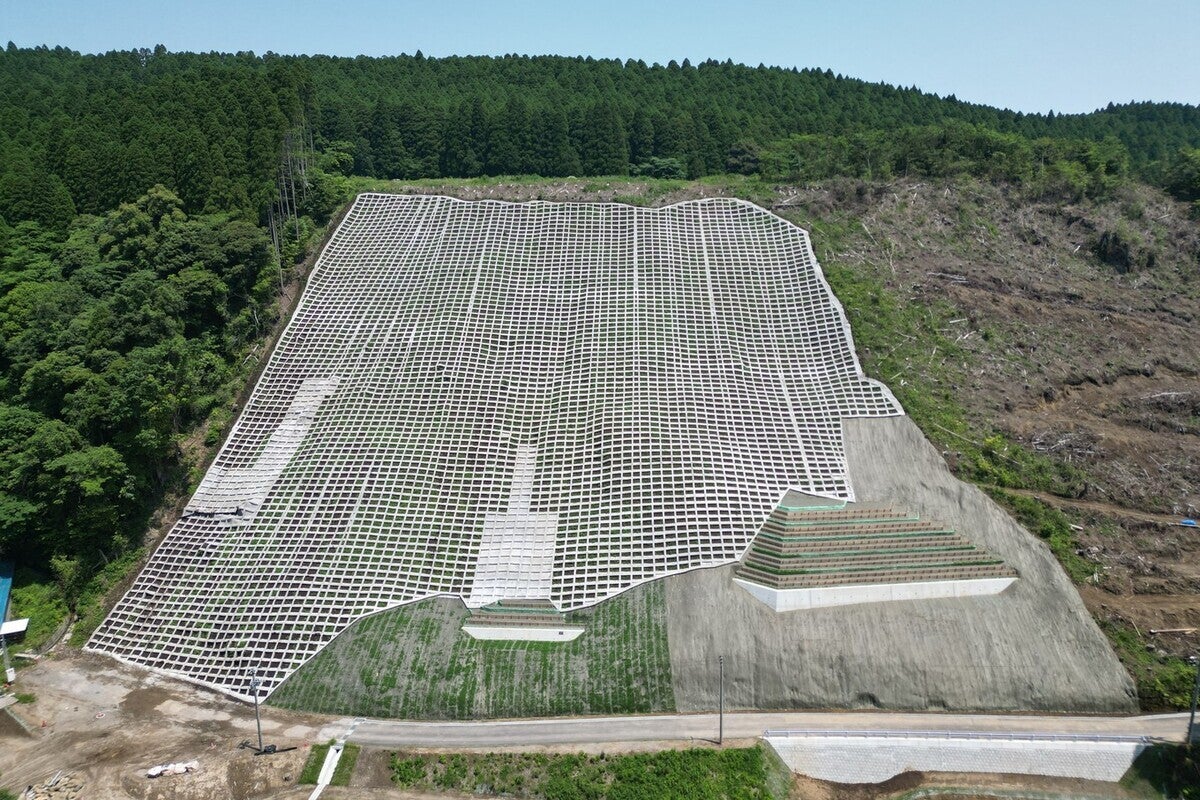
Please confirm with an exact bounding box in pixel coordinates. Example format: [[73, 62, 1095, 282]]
[[986, 485, 1190, 526]]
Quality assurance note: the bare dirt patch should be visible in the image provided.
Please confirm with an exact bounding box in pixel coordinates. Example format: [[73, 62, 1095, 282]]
[[792, 770, 1146, 800], [0, 652, 326, 799]]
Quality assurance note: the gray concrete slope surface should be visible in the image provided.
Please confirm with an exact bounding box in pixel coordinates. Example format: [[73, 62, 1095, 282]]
[[665, 416, 1137, 713]]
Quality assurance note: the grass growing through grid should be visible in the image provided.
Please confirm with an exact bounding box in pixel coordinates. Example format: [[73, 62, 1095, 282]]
[[269, 579, 674, 719], [386, 745, 784, 799]]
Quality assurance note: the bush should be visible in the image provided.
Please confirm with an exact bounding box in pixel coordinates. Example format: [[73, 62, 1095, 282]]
[[987, 490, 1093, 583], [1122, 743, 1200, 799], [1102, 619, 1198, 711], [630, 157, 686, 180], [390, 755, 426, 787], [68, 548, 145, 647], [8, 568, 68, 652]]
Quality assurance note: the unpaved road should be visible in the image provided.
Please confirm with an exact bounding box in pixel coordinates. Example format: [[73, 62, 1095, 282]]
[[986, 485, 1191, 526], [320, 710, 1191, 749]]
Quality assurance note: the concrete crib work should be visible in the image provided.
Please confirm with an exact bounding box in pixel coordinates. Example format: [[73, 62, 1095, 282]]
[[88, 195, 904, 700], [765, 730, 1149, 784]]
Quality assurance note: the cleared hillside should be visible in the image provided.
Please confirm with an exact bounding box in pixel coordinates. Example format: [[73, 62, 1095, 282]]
[[290, 173, 1199, 712], [264, 174, 1200, 717]]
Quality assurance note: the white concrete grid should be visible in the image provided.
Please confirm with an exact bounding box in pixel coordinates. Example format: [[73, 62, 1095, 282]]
[[87, 195, 902, 699]]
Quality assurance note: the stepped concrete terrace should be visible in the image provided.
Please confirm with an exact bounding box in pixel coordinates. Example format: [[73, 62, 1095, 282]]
[[733, 492, 1017, 610], [461, 598, 586, 642]]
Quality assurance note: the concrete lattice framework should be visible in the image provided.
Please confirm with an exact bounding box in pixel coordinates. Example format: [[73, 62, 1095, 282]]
[[88, 194, 901, 699]]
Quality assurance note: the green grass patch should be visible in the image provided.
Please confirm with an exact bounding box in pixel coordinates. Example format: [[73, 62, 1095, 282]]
[[298, 742, 331, 785], [1120, 743, 1200, 799], [388, 745, 782, 799], [984, 489, 1094, 583], [14, 692, 36, 704], [7, 567, 68, 653], [271, 579, 674, 719], [331, 743, 360, 786], [68, 548, 145, 647], [1101, 620, 1198, 711]]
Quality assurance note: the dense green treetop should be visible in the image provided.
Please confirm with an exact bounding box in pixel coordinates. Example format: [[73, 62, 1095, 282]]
[[2, 45, 1199, 225], [0, 185, 276, 570]]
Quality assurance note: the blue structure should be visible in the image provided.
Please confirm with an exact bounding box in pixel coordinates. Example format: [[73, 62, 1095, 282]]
[[0, 561, 12, 622]]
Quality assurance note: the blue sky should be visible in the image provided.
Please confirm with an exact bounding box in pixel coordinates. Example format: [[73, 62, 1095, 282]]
[[3, 0, 1198, 114]]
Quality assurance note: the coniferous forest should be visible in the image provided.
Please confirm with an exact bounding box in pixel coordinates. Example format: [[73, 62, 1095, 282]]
[[1, 44, 1199, 622]]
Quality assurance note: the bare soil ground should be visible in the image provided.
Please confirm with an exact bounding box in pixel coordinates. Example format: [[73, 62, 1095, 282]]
[[780, 180, 1199, 510], [791, 770, 1147, 800], [0, 653, 325, 799]]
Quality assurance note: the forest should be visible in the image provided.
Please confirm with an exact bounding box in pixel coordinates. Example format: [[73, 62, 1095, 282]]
[[1, 44, 1199, 627]]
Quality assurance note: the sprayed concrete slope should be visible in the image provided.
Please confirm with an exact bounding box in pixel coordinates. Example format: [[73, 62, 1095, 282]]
[[665, 415, 1137, 713]]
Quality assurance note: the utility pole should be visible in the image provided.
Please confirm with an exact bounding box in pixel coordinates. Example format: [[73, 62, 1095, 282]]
[[248, 668, 264, 754], [718, 655, 725, 746], [1189, 655, 1199, 745]]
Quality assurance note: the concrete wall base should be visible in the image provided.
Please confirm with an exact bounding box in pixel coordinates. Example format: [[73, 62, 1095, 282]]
[[733, 576, 1017, 612], [461, 624, 585, 642], [765, 732, 1146, 783]]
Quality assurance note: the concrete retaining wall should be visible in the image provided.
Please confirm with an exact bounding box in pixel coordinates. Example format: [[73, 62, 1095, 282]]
[[460, 625, 585, 642], [733, 576, 1017, 611], [765, 730, 1147, 783]]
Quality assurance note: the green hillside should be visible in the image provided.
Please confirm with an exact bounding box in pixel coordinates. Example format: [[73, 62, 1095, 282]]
[[3, 45, 1200, 229], [0, 47, 1196, 697]]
